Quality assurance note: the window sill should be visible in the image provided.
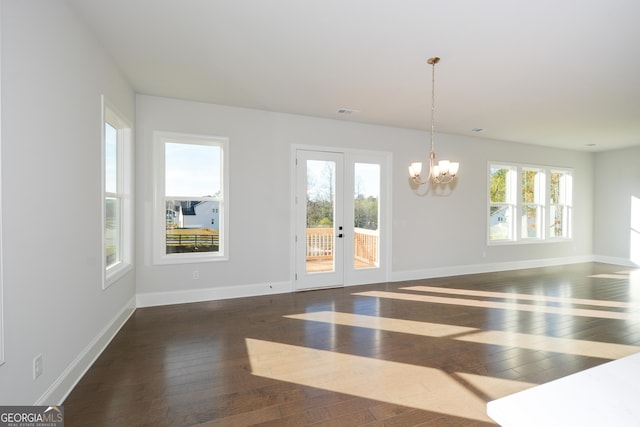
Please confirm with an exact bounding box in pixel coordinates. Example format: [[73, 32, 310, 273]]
[[153, 253, 228, 265], [488, 238, 574, 246], [105, 262, 133, 289]]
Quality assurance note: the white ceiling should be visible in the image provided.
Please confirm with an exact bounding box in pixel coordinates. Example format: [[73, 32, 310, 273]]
[[69, 0, 640, 152]]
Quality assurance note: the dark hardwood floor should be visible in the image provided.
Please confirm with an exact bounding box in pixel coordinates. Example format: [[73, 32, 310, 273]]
[[64, 263, 640, 426]]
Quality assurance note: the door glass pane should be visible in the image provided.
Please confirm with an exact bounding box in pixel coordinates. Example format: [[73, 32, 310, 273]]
[[354, 163, 379, 269], [306, 160, 335, 273]]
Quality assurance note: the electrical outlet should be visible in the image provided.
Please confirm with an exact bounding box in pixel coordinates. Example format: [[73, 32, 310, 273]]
[[33, 354, 43, 379], [192, 270, 199, 280]]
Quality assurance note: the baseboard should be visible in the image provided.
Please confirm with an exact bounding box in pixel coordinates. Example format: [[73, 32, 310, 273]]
[[137, 257, 615, 307], [35, 296, 136, 405], [389, 255, 596, 283], [136, 280, 293, 308], [593, 255, 639, 268]]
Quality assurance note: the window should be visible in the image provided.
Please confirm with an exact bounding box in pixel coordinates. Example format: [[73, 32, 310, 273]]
[[489, 165, 516, 241], [521, 167, 544, 239], [550, 170, 573, 239], [154, 132, 229, 264], [488, 162, 572, 244], [103, 98, 132, 287]]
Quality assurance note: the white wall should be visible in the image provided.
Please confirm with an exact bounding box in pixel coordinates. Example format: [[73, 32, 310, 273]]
[[593, 146, 640, 266], [136, 95, 595, 304], [0, 0, 136, 404]]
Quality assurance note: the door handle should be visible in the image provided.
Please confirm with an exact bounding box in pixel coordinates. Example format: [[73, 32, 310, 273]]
[[337, 233, 343, 238]]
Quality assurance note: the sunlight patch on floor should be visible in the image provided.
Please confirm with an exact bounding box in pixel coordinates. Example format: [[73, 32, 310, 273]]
[[402, 285, 640, 309], [245, 338, 528, 423], [457, 330, 639, 360], [354, 290, 639, 320], [285, 311, 640, 360], [286, 311, 476, 338], [588, 273, 633, 280]]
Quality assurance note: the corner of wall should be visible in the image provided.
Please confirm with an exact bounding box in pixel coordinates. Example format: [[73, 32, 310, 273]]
[[36, 297, 136, 405]]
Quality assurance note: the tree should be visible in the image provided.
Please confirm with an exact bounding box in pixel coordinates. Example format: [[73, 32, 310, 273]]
[[354, 195, 378, 230], [490, 168, 508, 202], [307, 199, 333, 227], [306, 161, 334, 227]]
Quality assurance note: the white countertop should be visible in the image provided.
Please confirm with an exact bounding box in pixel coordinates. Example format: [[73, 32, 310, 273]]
[[487, 352, 640, 427]]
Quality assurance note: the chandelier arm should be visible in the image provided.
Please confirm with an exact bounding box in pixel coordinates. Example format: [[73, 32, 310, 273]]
[[411, 175, 431, 185]]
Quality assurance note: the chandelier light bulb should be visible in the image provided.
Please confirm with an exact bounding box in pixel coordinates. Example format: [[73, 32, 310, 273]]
[[409, 162, 423, 178]]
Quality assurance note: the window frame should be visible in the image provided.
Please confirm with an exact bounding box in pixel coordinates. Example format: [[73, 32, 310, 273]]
[[102, 97, 133, 288], [487, 162, 573, 245], [153, 131, 229, 265]]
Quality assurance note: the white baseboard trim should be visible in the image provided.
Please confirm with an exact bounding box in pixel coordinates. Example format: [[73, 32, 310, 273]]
[[35, 296, 136, 405], [389, 255, 596, 283], [593, 255, 639, 268], [138, 257, 618, 307], [136, 280, 293, 308]]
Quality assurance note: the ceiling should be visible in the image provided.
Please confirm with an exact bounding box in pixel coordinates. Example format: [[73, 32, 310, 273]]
[[69, 0, 640, 152]]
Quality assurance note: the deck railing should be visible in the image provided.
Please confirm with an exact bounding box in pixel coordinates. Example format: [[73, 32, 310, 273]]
[[166, 233, 219, 247], [306, 227, 378, 266], [305, 228, 334, 259], [353, 227, 378, 266]]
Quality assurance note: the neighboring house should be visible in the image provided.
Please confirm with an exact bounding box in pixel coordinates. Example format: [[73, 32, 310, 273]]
[[489, 207, 510, 238], [165, 207, 183, 228], [167, 201, 220, 230]]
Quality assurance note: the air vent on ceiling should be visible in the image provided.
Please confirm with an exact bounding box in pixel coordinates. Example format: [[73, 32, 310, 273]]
[[337, 108, 359, 115]]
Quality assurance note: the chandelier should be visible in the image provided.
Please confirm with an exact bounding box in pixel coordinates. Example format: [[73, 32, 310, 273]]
[[409, 57, 459, 185]]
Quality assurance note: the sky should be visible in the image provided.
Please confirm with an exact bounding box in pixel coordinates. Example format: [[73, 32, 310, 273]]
[[354, 163, 380, 198], [105, 122, 117, 193], [165, 142, 221, 197], [307, 160, 380, 200], [160, 144, 378, 200]]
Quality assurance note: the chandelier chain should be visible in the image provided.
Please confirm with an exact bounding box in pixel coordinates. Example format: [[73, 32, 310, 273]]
[[430, 58, 436, 154]]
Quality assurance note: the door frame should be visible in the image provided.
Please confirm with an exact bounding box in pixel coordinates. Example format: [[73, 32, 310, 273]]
[[290, 144, 392, 290]]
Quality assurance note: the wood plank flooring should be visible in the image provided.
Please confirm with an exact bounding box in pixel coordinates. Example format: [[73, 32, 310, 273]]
[[63, 263, 640, 426]]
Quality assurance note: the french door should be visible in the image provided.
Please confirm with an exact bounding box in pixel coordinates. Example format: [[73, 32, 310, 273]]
[[295, 149, 388, 290]]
